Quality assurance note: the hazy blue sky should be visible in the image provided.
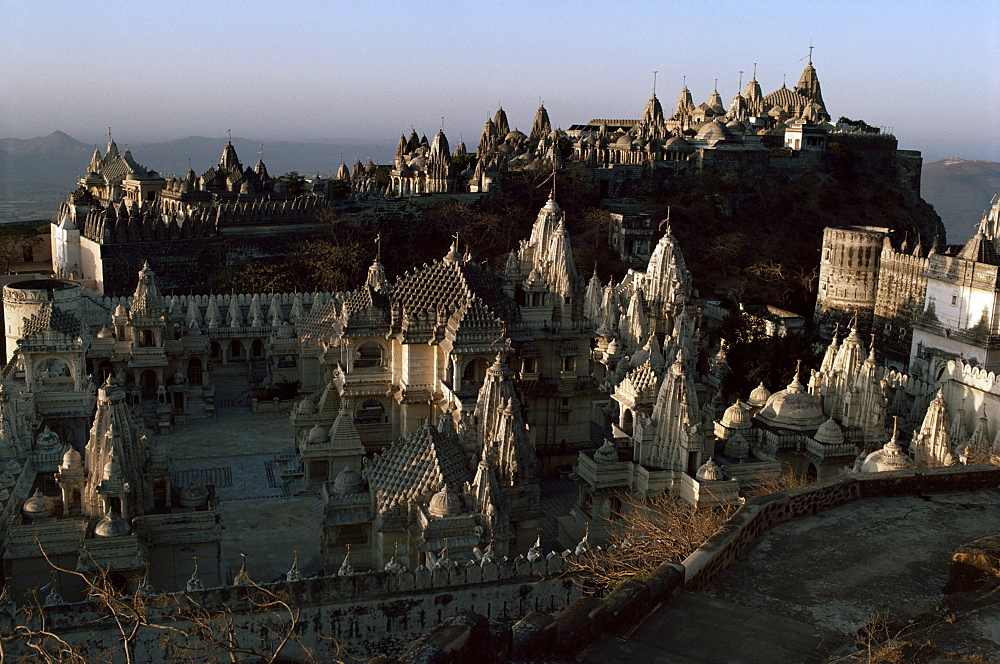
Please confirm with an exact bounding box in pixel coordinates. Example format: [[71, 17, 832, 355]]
[[1, 0, 997, 162]]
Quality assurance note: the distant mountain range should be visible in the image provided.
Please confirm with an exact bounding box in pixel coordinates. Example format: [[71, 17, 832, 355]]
[[921, 158, 1000, 244], [0, 131, 394, 224]]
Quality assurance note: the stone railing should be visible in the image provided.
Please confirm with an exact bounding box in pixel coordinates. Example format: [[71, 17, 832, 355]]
[[373, 464, 1000, 663]]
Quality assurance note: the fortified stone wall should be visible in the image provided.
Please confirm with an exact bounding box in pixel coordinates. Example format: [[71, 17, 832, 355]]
[[873, 242, 929, 365], [9, 551, 585, 662], [380, 464, 1000, 664], [815, 225, 886, 332]]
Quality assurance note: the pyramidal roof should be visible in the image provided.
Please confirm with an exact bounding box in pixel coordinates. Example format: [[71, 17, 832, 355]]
[[364, 421, 469, 515], [21, 303, 83, 339]]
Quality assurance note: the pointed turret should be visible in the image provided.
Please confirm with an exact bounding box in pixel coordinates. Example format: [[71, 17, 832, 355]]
[[220, 139, 241, 172], [530, 103, 552, 141], [494, 107, 510, 137], [673, 85, 695, 118], [130, 261, 165, 320], [794, 55, 828, 119], [913, 387, 952, 467]]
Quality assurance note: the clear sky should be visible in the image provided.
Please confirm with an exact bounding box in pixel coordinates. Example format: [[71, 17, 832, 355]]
[[1, 0, 998, 162]]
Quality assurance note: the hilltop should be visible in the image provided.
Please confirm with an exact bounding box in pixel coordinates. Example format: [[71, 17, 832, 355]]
[[0, 131, 393, 224]]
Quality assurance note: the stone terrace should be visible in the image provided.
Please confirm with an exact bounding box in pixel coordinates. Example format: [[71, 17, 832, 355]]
[[159, 404, 579, 584]]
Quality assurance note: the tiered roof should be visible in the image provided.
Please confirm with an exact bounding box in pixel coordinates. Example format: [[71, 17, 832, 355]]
[[364, 421, 470, 516]]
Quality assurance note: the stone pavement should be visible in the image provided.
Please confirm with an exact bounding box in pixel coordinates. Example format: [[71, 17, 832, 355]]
[[539, 477, 577, 552], [157, 406, 579, 582], [580, 490, 1000, 663]]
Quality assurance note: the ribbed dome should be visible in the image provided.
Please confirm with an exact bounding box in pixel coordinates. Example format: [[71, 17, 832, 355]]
[[94, 511, 131, 537], [61, 446, 82, 469], [696, 121, 728, 141], [696, 458, 724, 481], [861, 423, 914, 473], [333, 464, 365, 494], [748, 382, 772, 407], [663, 135, 691, 150], [307, 423, 328, 444], [724, 432, 750, 460], [428, 486, 463, 518], [22, 489, 56, 521], [298, 398, 317, 415], [814, 417, 845, 445], [756, 369, 826, 431], [721, 401, 751, 429]]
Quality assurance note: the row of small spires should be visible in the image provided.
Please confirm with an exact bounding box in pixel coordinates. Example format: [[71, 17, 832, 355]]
[[29, 526, 596, 606]]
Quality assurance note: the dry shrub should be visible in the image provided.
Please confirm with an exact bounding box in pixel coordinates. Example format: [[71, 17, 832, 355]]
[[569, 492, 737, 593]]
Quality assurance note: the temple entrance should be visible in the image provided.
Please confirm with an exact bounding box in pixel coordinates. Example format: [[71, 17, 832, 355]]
[[140, 370, 158, 398]]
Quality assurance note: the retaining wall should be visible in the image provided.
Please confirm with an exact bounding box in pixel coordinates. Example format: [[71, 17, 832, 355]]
[[376, 464, 1000, 663]]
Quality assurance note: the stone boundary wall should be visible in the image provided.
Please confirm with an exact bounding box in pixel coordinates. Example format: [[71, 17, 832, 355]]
[[377, 464, 1000, 663], [11, 553, 585, 661]]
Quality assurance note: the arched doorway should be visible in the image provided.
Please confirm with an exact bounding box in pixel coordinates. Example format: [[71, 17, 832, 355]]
[[461, 357, 489, 392], [355, 342, 383, 369], [622, 409, 634, 436], [140, 370, 158, 398], [251, 339, 265, 359], [228, 340, 243, 362], [354, 399, 388, 426], [187, 358, 203, 386], [210, 342, 222, 362]]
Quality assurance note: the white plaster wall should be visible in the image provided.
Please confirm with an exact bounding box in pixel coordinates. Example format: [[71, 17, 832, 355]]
[[925, 280, 998, 331]]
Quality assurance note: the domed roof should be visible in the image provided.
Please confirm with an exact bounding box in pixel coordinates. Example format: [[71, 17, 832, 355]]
[[61, 446, 82, 469], [814, 417, 845, 445], [696, 121, 728, 141], [114, 303, 127, 317], [239, 180, 254, 194], [505, 129, 526, 142], [748, 382, 771, 407], [861, 420, 914, 473], [179, 482, 209, 508], [615, 133, 634, 148], [95, 511, 131, 537], [755, 367, 826, 431], [725, 120, 746, 134], [103, 453, 122, 481], [594, 439, 619, 463], [97, 326, 114, 339], [428, 486, 463, 518], [298, 398, 317, 415], [724, 433, 750, 460], [663, 135, 691, 150], [22, 489, 56, 521], [696, 458, 724, 481], [721, 401, 751, 429], [307, 423, 328, 444], [333, 464, 365, 494], [148, 442, 168, 465]]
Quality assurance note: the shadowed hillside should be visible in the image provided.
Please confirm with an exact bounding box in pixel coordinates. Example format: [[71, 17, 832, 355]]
[[922, 158, 1000, 243]]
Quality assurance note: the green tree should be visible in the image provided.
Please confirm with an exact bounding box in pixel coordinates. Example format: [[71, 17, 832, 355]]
[[277, 172, 306, 195], [0, 224, 39, 274]]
